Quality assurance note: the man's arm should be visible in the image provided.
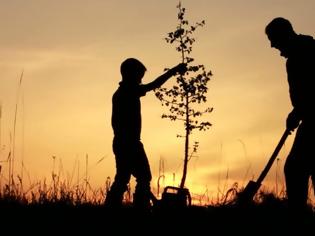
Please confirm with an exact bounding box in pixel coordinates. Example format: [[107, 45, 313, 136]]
[[142, 63, 187, 92]]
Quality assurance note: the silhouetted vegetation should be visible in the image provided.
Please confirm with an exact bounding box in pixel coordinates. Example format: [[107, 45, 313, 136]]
[[0, 180, 313, 234]]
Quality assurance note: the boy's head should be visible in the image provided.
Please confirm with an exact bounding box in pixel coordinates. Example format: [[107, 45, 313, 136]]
[[120, 58, 147, 84]]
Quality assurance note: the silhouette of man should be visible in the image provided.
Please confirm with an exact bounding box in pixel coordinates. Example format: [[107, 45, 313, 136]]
[[265, 17, 315, 214], [105, 58, 186, 209]]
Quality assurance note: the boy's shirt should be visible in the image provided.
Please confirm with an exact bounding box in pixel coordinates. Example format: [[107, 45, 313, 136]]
[[112, 82, 146, 142]]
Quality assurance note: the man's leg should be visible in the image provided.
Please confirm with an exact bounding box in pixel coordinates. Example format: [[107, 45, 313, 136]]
[[284, 125, 310, 212]]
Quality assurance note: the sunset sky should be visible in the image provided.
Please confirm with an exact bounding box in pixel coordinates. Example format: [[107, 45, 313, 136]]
[[1, 0, 314, 201]]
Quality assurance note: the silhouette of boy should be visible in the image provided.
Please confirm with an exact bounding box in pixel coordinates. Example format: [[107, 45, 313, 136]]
[[105, 58, 186, 209], [265, 17, 315, 214]]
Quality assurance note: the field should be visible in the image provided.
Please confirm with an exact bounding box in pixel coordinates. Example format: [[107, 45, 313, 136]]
[[0, 146, 314, 234], [1, 187, 314, 235]]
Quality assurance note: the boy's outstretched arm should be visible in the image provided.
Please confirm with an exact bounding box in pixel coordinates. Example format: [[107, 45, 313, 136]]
[[142, 63, 187, 92]]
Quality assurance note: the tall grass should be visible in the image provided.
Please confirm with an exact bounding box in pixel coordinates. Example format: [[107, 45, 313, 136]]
[[0, 163, 107, 206]]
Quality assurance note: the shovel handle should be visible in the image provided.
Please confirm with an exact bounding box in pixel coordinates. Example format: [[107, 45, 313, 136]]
[[256, 129, 291, 185]]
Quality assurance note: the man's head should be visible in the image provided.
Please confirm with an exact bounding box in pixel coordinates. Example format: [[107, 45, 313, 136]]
[[120, 58, 147, 84], [265, 17, 296, 58]]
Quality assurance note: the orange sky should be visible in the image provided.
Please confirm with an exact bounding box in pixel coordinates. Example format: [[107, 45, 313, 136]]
[[1, 0, 314, 202]]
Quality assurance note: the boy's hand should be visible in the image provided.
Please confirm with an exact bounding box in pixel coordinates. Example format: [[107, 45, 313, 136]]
[[176, 63, 187, 75], [171, 63, 187, 75]]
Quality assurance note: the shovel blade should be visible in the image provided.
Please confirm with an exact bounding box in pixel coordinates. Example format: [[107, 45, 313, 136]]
[[237, 180, 261, 205]]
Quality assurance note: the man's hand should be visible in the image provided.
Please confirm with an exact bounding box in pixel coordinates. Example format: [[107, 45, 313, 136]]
[[286, 110, 300, 132]]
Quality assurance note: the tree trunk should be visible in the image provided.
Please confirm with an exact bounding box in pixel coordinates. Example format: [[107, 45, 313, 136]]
[[180, 95, 189, 189]]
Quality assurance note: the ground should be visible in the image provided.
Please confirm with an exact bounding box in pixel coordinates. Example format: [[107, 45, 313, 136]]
[[1, 202, 314, 235]]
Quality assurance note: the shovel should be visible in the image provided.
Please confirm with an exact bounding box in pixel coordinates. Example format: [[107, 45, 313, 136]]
[[237, 128, 291, 205]]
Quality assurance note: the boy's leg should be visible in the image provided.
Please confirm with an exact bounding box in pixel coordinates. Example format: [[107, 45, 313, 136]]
[[105, 170, 131, 207], [105, 142, 132, 207], [133, 142, 152, 209]]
